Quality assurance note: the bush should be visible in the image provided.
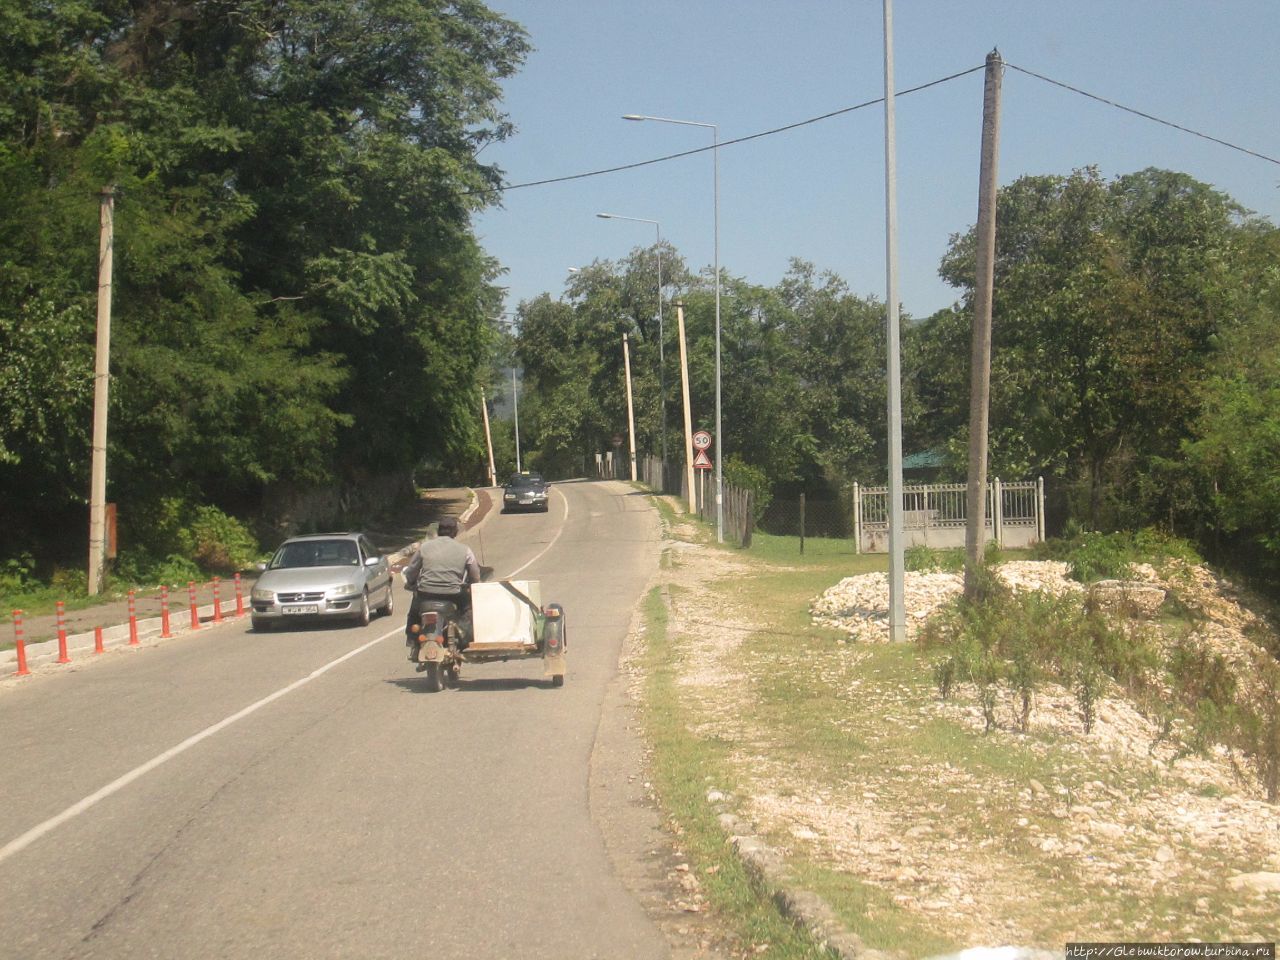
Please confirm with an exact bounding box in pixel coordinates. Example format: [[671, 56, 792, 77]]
[[905, 545, 964, 573], [114, 551, 203, 588], [723, 455, 772, 523], [179, 506, 259, 573], [920, 586, 1160, 734], [1067, 532, 1133, 583], [1034, 528, 1203, 584], [0, 555, 35, 594]]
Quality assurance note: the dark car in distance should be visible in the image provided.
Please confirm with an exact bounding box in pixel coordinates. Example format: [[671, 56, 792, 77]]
[[502, 473, 549, 513]]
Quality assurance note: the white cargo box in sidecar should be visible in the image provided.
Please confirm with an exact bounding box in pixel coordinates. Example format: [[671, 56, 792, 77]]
[[470, 580, 541, 647]]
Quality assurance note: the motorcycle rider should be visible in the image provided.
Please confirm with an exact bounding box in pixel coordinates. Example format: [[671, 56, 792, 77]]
[[402, 516, 481, 660]]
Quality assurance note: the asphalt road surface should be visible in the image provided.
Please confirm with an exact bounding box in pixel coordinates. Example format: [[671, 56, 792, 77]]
[[0, 480, 669, 960]]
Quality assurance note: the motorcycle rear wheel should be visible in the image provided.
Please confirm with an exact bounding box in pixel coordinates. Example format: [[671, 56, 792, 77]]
[[423, 661, 443, 692]]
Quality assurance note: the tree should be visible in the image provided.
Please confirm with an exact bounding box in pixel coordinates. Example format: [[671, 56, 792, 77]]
[[1183, 223, 1280, 580], [927, 167, 1253, 530], [0, 0, 529, 568]]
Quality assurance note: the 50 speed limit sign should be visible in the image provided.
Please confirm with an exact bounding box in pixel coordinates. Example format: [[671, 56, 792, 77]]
[[692, 430, 712, 451]]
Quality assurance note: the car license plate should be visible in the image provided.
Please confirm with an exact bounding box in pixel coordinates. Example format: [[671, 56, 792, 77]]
[[282, 604, 318, 615]]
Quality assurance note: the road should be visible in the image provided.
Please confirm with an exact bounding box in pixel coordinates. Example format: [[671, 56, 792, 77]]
[[0, 480, 669, 960]]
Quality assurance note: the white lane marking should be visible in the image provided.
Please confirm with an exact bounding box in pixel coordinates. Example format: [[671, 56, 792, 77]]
[[502, 485, 571, 579], [0, 625, 403, 866]]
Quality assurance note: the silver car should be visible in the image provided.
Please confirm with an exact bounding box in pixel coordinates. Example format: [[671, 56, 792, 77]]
[[250, 532, 394, 631]]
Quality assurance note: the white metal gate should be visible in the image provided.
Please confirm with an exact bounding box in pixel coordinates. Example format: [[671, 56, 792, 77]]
[[853, 478, 1045, 553]]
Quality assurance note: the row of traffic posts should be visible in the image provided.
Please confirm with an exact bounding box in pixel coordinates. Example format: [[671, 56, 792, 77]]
[[9, 576, 247, 677]]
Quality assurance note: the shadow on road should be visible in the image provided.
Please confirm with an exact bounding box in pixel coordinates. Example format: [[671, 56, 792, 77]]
[[384, 676, 558, 694]]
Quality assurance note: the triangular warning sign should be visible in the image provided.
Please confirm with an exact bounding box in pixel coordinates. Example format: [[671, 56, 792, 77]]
[[693, 449, 712, 469]]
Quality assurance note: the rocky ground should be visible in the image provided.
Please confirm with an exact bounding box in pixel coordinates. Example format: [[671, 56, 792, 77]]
[[649, 511, 1280, 949]]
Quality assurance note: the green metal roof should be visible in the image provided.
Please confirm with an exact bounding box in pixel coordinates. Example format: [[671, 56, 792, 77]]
[[902, 448, 947, 470]]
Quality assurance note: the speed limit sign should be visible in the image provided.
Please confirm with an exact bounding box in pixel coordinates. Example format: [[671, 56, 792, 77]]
[[692, 430, 712, 451]]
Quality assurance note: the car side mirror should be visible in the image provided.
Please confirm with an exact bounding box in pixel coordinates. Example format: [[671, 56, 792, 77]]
[[364, 556, 379, 567], [256, 562, 267, 572]]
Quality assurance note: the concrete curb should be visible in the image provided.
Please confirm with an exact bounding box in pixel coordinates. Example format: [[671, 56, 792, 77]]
[[459, 488, 479, 525], [1, 603, 248, 671], [713, 808, 893, 960]]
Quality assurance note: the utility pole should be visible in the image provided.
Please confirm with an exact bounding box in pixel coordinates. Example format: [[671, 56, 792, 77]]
[[88, 186, 115, 596], [512, 367, 521, 474], [656, 242, 666, 469], [882, 1, 906, 641], [675, 303, 696, 513], [965, 49, 1004, 599], [480, 389, 497, 487], [623, 333, 638, 482]]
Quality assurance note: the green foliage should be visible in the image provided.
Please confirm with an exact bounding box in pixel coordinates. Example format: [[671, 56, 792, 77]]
[[178, 506, 260, 573], [1034, 528, 1201, 583], [916, 166, 1275, 567], [517, 256, 895, 503], [117, 497, 259, 579], [1066, 532, 1134, 583], [1182, 225, 1280, 582], [922, 571, 1280, 798], [0, 555, 36, 594], [723, 455, 772, 522], [0, 0, 528, 565], [920, 586, 1159, 734], [905, 545, 964, 573], [114, 552, 202, 588]]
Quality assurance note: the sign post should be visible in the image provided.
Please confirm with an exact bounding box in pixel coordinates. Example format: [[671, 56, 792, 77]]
[[692, 431, 713, 516], [693, 431, 713, 472]]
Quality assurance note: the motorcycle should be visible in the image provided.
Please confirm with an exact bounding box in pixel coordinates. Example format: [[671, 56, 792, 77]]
[[408, 598, 466, 692], [408, 580, 565, 692]]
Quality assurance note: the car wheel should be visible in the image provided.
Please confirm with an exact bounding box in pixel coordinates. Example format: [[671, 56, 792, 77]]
[[356, 590, 371, 627], [379, 582, 395, 617], [252, 617, 273, 632], [550, 674, 564, 687]]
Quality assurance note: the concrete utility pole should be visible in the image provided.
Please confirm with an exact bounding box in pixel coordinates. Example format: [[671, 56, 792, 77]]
[[675, 302, 696, 513], [965, 49, 1004, 599], [480, 389, 497, 487], [88, 186, 115, 596], [512, 367, 521, 474], [622, 333, 638, 482], [882, 1, 906, 641]]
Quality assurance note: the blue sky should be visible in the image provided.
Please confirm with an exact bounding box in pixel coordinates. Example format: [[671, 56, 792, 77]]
[[474, 1, 1280, 322]]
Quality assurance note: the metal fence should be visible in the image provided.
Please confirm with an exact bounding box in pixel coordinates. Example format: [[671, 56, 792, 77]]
[[855, 478, 1044, 553], [602, 453, 1040, 553]]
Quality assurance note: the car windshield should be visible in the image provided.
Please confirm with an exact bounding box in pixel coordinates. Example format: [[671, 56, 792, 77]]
[[507, 475, 542, 488], [269, 539, 360, 569]]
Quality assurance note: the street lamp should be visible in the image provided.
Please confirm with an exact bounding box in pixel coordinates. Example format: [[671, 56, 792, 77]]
[[623, 113, 723, 543], [596, 212, 665, 467]]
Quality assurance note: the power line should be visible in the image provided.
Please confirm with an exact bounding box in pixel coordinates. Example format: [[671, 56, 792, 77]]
[[1004, 61, 1280, 167], [470, 64, 987, 197]]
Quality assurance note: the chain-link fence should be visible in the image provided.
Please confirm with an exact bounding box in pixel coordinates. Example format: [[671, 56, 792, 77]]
[[759, 495, 853, 540]]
